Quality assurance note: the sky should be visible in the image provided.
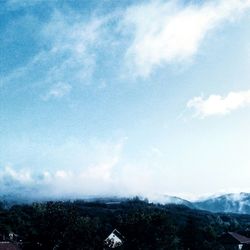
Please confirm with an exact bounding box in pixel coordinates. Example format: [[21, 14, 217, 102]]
[[1, 0, 250, 201]]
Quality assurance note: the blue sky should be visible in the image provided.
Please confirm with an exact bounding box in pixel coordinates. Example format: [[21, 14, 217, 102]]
[[1, 0, 250, 201]]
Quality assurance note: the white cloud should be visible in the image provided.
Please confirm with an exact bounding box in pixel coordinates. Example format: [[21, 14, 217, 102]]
[[1, 166, 33, 184], [0, 136, 172, 199], [43, 82, 72, 100], [122, 0, 250, 77], [187, 89, 250, 117]]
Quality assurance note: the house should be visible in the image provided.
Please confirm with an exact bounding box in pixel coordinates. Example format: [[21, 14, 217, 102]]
[[8, 233, 19, 242], [0, 231, 21, 250], [219, 232, 250, 250], [104, 229, 125, 249]]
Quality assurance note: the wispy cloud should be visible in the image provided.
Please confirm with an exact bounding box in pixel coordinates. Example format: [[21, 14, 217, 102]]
[[187, 89, 250, 117], [0, 10, 106, 98], [122, 0, 250, 77], [37, 11, 105, 92], [42, 82, 72, 100]]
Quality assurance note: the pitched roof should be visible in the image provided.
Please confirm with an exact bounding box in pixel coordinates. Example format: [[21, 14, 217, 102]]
[[228, 232, 250, 244], [104, 229, 125, 248], [111, 229, 125, 241], [220, 232, 250, 244], [0, 242, 21, 250]]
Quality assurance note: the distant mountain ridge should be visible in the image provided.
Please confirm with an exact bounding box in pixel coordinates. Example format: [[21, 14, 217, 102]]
[[193, 192, 250, 214], [2, 192, 250, 214], [149, 195, 195, 208], [155, 192, 250, 214]]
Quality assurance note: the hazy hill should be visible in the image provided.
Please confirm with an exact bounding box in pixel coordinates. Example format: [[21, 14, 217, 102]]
[[2, 192, 250, 214], [194, 193, 250, 214]]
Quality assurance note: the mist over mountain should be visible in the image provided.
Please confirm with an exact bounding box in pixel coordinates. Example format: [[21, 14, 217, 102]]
[[194, 193, 250, 214], [153, 193, 250, 214], [149, 195, 195, 209], [2, 191, 250, 214]]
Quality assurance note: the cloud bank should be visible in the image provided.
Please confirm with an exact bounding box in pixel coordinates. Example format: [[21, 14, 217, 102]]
[[0, 139, 122, 199], [0, 137, 163, 200]]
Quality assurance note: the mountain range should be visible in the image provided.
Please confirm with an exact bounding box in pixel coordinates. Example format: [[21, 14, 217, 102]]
[[157, 192, 250, 214], [2, 192, 250, 214]]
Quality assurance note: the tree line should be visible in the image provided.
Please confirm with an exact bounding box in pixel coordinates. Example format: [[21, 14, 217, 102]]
[[0, 197, 250, 249]]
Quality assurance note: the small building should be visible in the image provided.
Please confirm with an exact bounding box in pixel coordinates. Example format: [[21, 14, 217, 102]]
[[8, 233, 19, 242], [219, 232, 250, 250], [104, 229, 125, 249]]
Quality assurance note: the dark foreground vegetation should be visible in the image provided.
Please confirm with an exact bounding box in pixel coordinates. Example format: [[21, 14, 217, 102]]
[[1, 198, 250, 249]]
